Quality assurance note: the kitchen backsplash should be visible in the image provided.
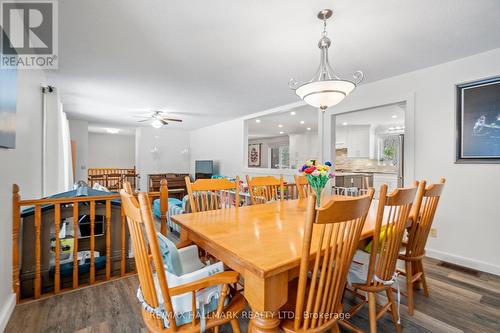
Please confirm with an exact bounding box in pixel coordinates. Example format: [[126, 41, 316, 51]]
[[335, 156, 398, 173]]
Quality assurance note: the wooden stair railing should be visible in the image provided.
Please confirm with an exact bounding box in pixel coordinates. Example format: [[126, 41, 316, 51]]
[[12, 179, 168, 303]]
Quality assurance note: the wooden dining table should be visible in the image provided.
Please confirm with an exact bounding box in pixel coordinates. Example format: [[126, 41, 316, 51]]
[[171, 196, 381, 333]]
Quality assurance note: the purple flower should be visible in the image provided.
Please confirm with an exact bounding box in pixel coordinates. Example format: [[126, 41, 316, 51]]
[[328, 173, 336, 178]]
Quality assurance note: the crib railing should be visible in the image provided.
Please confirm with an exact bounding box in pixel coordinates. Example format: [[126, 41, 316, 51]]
[[87, 167, 136, 176], [87, 167, 139, 191], [12, 180, 168, 303]]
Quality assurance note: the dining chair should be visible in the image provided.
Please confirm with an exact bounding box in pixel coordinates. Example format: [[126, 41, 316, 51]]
[[246, 175, 284, 204], [294, 175, 311, 199], [343, 183, 418, 333], [184, 177, 241, 213], [280, 189, 375, 333], [119, 188, 245, 333], [399, 178, 446, 315]]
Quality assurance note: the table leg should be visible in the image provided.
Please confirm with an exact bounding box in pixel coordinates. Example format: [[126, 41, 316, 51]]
[[244, 271, 288, 333], [249, 311, 280, 333]]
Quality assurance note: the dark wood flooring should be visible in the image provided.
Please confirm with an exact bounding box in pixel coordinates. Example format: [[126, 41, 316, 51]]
[[6, 257, 500, 333]]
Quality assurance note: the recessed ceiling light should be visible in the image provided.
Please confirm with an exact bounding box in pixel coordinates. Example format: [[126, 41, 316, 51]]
[[342, 122, 348, 126], [279, 131, 284, 135], [300, 120, 305, 124], [290, 111, 296, 116], [392, 115, 397, 119], [389, 127, 395, 131], [278, 124, 283, 128], [255, 119, 261, 123], [307, 127, 311, 131], [105, 128, 120, 134]]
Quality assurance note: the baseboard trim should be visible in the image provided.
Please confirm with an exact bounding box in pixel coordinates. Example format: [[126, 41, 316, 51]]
[[426, 248, 500, 276], [0, 293, 15, 333]]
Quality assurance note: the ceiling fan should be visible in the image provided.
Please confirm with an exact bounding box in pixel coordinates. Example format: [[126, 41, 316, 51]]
[[136, 111, 183, 128]]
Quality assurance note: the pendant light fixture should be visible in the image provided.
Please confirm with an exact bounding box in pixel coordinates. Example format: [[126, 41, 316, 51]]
[[289, 9, 363, 111]]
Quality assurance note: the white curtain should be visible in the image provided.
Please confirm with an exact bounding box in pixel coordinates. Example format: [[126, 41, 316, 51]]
[[58, 103, 73, 191], [43, 91, 73, 195]]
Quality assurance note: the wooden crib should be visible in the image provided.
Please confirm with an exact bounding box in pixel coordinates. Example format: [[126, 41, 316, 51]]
[[87, 167, 138, 191]]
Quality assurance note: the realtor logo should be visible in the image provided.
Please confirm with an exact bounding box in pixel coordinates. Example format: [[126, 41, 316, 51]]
[[0, 0, 58, 69]]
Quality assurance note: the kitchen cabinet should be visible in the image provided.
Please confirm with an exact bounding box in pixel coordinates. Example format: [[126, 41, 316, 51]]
[[346, 125, 370, 158], [334, 173, 373, 189]]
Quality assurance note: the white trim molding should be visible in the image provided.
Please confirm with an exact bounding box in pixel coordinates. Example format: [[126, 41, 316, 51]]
[[0, 293, 16, 332], [426, 248, 500, 276]]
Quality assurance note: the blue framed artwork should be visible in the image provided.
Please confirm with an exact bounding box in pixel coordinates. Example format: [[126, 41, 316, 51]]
[[456, 77, 500, 163]]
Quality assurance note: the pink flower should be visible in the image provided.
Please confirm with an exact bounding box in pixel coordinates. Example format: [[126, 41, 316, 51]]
[[312, 170, 320, 176]]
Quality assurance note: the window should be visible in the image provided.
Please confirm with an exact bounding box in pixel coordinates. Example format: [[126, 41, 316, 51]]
[[271, 145, 289, 169]]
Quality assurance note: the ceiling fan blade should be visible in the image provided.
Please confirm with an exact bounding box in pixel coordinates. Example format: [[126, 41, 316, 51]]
[[160, 119, 168, 125], [162, 118, 183, 122]]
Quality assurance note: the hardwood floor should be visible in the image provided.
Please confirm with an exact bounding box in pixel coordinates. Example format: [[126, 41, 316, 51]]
[[6, 257, 500, 333]]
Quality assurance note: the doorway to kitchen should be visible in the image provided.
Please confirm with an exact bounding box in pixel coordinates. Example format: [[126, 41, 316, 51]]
[[332, 102, 406, 194]]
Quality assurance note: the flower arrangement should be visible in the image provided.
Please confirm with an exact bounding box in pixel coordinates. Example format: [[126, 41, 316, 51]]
[[299, 160, 335, 207]]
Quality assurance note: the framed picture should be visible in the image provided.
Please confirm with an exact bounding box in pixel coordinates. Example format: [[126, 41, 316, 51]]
[[456, 77, 500, 163], [248, 143, 261, 167], [0, 67, 17, 149]]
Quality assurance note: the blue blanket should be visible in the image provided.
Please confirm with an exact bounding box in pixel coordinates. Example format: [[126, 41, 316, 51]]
[[153, 198, 183, 218]]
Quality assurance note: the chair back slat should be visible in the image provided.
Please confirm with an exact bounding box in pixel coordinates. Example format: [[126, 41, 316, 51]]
[[185, 177, 240, 213], [294, 175, 311, 199], [369, 184, 417, 282], [246, 175, 285, 204], [293, 189, 374, 331], [120, 188, 177, 331], [407, 178, 446, 258]]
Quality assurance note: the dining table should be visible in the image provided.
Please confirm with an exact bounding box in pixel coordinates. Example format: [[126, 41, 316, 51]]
[[171, 196, 381, 333]]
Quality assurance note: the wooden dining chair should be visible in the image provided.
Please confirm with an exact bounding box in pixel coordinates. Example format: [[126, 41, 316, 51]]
[[184, 177, 241, 213], [246, 175, 284, 204], [399, 178, 446, 315], [119, 189, 245, 333], [294, 175, 311, 199], [280, 189, 375, 333], [343, 183, 418, 333]]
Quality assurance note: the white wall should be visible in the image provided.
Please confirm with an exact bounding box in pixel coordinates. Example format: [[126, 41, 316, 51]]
[[189, 48, 500, 275], [189, 118, 244, 179], [289, 131, 319, 168], [0, 69, 47, 331], [88, 132, 135, 169], [248, 136, 289, 169], [135, 127, 190, 191], [69, 119, 88, 182]]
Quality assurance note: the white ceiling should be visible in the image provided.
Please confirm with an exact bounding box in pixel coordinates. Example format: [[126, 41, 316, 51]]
[[50, 0, 500, 130], [247, 105, 318, 138], [335, 103, 405, 127]]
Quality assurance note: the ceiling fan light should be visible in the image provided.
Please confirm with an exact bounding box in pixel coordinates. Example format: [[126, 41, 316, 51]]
[[151, 119, 163, 128]]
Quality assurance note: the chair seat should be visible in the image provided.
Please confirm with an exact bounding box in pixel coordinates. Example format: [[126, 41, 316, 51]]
[[142, 292, 246, 333]]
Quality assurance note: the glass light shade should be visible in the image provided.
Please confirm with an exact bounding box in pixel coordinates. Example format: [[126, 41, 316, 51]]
[[295, 80, 355, 109], [151, 119, 163, 128]]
